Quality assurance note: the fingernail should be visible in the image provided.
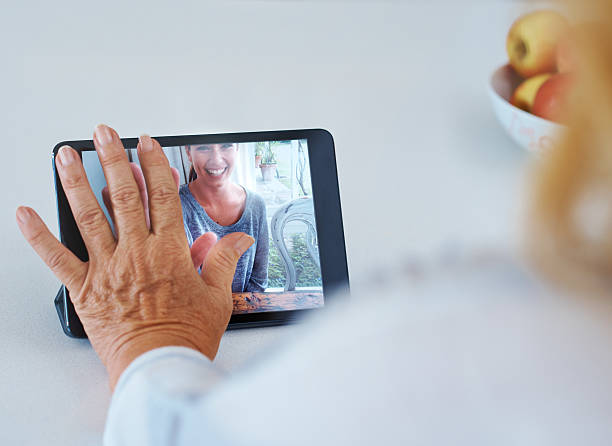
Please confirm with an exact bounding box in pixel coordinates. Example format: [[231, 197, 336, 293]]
[[16, 207, 32, 224], [94, 124, 114, 146], [139, 134, 153, 152], [57, 145, 76, 166], [235, 235, 254, 253]]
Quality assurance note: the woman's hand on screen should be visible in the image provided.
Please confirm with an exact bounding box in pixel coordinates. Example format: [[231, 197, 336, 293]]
[[16, 124, 254, 390]]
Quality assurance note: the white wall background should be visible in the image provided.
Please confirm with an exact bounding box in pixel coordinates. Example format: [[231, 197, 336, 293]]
[[2, 0, 545, 279], [1, 0, 552, 444]]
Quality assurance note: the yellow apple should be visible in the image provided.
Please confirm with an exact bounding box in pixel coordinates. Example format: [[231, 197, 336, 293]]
[[507, 10, 569, 78], [510, 73, 553, 112]]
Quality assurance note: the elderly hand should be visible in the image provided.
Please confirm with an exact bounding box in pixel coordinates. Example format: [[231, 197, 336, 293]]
[[101, 163, 213, 269], [16, 124, 253, 390]]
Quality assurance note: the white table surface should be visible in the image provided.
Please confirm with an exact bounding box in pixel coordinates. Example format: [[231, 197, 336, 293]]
[[1, 0, 550, 444]]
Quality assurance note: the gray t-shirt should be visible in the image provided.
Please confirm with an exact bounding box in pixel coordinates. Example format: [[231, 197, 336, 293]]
[[179, 183, 269, 292]]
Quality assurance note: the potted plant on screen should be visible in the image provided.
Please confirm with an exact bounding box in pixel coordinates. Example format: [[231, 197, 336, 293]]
[[260, 142, 278, 182], [254, 142, 264, 168]]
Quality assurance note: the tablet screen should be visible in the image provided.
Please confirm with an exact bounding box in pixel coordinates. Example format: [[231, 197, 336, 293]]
[[81, 139, 324, 315]]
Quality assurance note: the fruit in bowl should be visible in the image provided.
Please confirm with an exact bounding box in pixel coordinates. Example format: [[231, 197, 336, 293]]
[[510, 73, 552, 113], [532, 73, 574, 124], [489, 9, 575, 151], [506, 10, 569, 78], [489, 65, 564, 152]]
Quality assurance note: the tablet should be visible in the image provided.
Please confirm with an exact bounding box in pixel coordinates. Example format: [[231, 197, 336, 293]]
[[52, 129, 349, 338]]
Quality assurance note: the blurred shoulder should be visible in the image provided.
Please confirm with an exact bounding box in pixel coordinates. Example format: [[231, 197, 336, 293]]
[[247, 189, 266, 211]]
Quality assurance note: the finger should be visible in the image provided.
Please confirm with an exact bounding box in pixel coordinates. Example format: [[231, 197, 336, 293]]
[[137, 134, 184, 234], [129, 163, 150, 229], [102, 164, 151, 229], [16, 206, 87, 291], [191, 232, 218, 270], [201, 232, 254, 290], [171, 167, 180, 190], [56, 145, 116, 253], [93, 124, 148, 241]]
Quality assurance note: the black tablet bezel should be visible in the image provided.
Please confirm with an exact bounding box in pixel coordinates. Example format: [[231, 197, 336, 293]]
[[52, 129, 348, 338]]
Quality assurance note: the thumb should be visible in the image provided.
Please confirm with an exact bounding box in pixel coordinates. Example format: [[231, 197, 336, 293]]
[[170, 167, 180, 190], [200, 232, 254, 288], [191, 232, 217, 269]]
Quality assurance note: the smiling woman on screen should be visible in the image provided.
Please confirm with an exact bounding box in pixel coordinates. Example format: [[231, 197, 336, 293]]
[[179, 143, 269, 293]]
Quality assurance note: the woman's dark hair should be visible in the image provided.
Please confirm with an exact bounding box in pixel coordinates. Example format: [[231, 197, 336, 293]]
[[188, 165, 197, 182], [187, 145, 197, 182]]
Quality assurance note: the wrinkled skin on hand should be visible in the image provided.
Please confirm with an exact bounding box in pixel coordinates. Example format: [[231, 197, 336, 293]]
[[102, 162, 213, 269], [16, 125, 253, 390]]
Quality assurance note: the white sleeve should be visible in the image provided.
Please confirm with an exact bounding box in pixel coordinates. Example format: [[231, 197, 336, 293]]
[[103, 346, 225, 446], [101, 257, 610, 446]]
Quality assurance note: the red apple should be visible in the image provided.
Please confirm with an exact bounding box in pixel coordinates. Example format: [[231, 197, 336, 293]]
[[532, 73, 574, 124], [510, 73, 552, 112], [507, 10, 569, 78]]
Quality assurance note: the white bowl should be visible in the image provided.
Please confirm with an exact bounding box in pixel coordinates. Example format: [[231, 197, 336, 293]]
[[488, 64, 565, 153]]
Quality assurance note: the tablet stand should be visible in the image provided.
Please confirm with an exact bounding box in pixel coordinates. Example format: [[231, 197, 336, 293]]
[[54, 285, 87, 338]]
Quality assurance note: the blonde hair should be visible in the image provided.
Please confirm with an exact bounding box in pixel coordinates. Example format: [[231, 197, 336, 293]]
[[527, 0, 612, 293]]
